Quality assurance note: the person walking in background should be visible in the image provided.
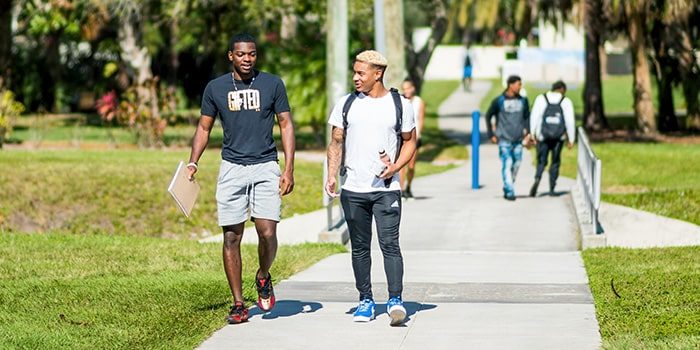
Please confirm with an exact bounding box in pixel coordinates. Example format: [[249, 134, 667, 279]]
[[186, 33, 295, 324], [462, 48, 473, 91], [400, 78, 425, 199], [485, 75, 530, 201], [325, 50, 416, 326], [528, 80, 575, 196]]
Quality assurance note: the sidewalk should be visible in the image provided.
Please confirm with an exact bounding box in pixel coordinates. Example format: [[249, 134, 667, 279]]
[[197, 82, 601, 349]]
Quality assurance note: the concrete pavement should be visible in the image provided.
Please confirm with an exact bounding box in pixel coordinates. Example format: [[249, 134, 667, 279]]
[[197, 82, 602, 350]]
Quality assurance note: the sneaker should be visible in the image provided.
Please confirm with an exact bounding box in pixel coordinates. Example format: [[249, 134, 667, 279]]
[[504, 193, 516, 201], [387, 297, 406, 326], [226, 301, 249, 324], [255, 271, 275, 312], [353, 299, 376, 322], [404, 188, 414, 199]]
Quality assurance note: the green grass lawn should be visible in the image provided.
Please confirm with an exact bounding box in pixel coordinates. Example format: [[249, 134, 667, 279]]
[[420, 80, 468, 161], [583, 246, 700, 349], [0, 150, 324, 238], [558, 142, 700, 225], [0, 232, 344, 350]]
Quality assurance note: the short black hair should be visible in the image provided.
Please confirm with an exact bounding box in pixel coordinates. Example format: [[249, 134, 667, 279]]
[[506, 75, 521, 86], [403, 78, 415, 85], [551, 80, 567, 91], [229, 33, 256, 51]]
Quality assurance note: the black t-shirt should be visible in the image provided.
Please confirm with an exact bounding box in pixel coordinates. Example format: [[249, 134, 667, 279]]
[[201, 70, 290, 165]]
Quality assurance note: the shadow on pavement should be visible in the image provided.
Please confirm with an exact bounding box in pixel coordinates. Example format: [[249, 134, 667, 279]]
[[248, 300, 323, 320], [535, 190, 571, 198], [345, 302, 438, 323]]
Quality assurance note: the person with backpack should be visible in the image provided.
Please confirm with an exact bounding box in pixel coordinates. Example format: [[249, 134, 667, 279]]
[[528, 80, 575, 196], [325, 50, 416, 326], [485, 75, 531, 201]]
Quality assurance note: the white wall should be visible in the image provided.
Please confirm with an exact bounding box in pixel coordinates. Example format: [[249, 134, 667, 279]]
[[538, 20, 585, 50], [424, 45, 510, 80]]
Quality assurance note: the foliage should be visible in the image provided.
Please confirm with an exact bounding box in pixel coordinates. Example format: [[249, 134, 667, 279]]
[[96, 79, 178, 148], [0, 232, 345, 349], [0, 88, 26, 146], [583, 246, 700, 349]]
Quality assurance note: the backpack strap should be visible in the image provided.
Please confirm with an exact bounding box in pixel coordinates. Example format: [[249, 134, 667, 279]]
[[543, 93, 561, 106], [389, 88, 403, 162], [339, 91, 359, 176]]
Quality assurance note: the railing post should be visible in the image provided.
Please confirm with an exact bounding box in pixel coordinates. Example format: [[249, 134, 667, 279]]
[[471, 110, 480, 190]]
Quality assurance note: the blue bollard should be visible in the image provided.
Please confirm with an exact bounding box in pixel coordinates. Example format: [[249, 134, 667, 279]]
[[471, 111, 480, 190]]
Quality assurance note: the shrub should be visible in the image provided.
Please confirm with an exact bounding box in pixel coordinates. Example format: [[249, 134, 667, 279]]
[[0, 89, 26, 148]]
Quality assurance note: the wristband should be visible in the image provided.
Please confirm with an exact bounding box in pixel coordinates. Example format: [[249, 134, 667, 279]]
[[187, 162, 198, 169]]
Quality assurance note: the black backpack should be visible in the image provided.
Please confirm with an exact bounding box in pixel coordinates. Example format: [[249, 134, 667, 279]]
[[540, 94, 566, 141], [339, 88, 403, 177]]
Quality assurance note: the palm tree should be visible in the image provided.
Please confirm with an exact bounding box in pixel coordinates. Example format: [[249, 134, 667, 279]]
[[670, 0, 700, 130], [605, 0, 657, 135], [582, 0, 609, 131]]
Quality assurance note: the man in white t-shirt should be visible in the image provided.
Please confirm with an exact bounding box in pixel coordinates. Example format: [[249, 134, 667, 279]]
[[325, 50, 416, 326], [528, 80, 576, 196]]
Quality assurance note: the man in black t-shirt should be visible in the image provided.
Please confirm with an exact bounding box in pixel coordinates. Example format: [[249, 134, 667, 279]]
[[186, 33, 295, 324]]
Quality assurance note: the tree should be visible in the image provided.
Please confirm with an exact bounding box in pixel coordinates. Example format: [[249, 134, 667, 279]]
[[671, 0, 700, 130], [650, 0, 679, 132], [0, 0, 13, 84], [582, 0, 609, 131], [405, 0, 448, 95], [607, 0, 657, 135]]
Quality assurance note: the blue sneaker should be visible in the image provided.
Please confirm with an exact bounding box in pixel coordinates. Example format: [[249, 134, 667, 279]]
[[353, 299, 375, 322], [387, 297, 406, 326]]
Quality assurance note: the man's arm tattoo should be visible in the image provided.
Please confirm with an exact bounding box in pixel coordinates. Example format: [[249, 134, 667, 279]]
[[327, 127, 344, 178]]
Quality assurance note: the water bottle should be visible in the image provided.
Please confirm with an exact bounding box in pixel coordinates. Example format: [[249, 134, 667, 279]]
[[379, 149, 391, 188]]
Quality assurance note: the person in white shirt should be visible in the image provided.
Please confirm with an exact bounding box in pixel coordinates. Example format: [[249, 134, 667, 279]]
[[399, 78, 425, 199], [528, 80, 576, 196], [325, 50, 416, 326]]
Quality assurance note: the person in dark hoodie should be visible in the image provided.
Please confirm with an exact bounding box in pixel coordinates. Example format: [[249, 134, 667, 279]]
[[485, 75, 530, 201]]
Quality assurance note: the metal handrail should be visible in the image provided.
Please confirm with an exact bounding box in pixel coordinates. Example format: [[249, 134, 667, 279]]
[[576, 127, 603, 234]]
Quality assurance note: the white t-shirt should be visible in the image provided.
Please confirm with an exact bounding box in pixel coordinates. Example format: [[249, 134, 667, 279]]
[[529, 91, 576, 142], [328, 91, 416, 193], [410, 95, 424, 139]]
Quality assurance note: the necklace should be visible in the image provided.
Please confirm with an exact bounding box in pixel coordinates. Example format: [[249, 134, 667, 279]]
[[231, 72, 256, 91]]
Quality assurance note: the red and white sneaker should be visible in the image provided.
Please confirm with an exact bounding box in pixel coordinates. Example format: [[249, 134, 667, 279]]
[[255, 271, 276, 311], [226, 301, 249, 324]]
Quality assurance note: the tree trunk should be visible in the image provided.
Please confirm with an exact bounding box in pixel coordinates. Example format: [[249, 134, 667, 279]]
[[656, 68, 678, 131], [38, 33, 61, 112], [677, 26, 700, 130], [627, 13, 657, 135], [405, 0, 448, 95], [118, 13, 161, 147], [280, 0, 297, 41], [651, 22, 678, 132], [0, 0, 12, 85], [167, 5, 181, 85], [599, 45, 608, 80], [582, 0, 608, 131]]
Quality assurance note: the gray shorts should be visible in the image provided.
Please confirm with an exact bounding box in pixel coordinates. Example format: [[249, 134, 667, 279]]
[[216, 160, 281, 226]]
